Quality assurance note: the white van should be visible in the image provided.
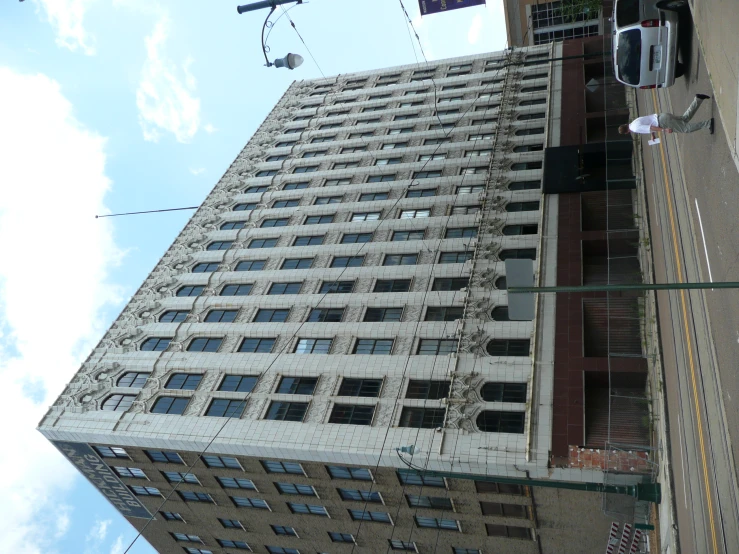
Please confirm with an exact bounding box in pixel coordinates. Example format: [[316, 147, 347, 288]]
[[612, 0, 686, 89]]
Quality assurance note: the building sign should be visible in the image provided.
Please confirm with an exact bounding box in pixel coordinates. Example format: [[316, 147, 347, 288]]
[[53, 441, 152, 519], [418, 0, 486, 15]]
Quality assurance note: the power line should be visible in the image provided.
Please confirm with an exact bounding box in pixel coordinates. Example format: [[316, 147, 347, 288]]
[[95, 206, 198, 218], [279, 5, 325, 77]]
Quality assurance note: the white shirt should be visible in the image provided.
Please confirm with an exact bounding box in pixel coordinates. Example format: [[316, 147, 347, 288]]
[[629, 114, 659, 134]]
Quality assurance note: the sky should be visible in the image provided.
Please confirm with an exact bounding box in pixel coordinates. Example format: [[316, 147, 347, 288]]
[[0, 1, 507, 552]]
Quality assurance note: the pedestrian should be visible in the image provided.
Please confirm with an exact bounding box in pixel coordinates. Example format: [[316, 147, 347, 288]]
[[618, 94, 714, 137]]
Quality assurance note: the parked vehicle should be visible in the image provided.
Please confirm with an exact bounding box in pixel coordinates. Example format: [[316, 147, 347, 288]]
[[612, 0, 687, 89]]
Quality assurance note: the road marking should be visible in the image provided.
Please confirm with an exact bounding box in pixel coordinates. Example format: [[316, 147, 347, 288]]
[[652, 89, 719, 554], [678, 412, 688, 510], [694, 199, 714, 284]]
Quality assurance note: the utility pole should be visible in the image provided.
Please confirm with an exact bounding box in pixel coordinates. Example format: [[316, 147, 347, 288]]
[[237, 0, 301, 14]]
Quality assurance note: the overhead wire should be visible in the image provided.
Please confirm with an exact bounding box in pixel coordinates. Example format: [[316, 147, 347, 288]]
[[279, 4, 325, 77]]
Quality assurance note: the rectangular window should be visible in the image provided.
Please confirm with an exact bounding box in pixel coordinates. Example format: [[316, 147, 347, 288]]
[[187, 337, 223, 352], [349, 510, 392, 523], [337, 378, 382, 397], [283, 181, 309, 190], [314, 196, 342, 205], [384, 253, 418, 266], [397, 469, 445, 487], [415, 516, 460, 531], [327, 465, 372, 481], [349, 132, 374, 139], [390, 540, 418, 551], [436, 109, 460, 116], [400, 407, 447, 428], [406, 495, 453, 510], [425, 307, 464, 321], [319, 280, 355, 293], [287, 503, 329, 516], [413, 170, 442, 179], [254, 170, 278, 177], [359, 192, 388, 202], [235, 260, 266, 271], [268, 282, 302, 295], [446, 227, 477, 239], [275, 482, 317, 496], [277, 376, 319, 394], [392, 230, 425, 241], [265, 401, 308, 421], [485, 524, 533, 539], [400, 209, 430, 219], [457, 185, 485, 194], [476, 410, 526, 433], [219, 375, 258, 392], [329, 404, 376, 425], [254, 308, 290, 323], [475, 481, 525, 494], [468, 132, 494, 140], [481, 382, 527, 403], [460, 166, 487, 175], [249, 238, 278, 249], [480, 501, 529, 518], [354, 339, 394, 355], [439, 251, 473, 264], [307, 308, 344, 322], [203, 455, 242, 469], [141, 337, 172, 351], [231, 496, 270, 510], [113, 467, 147, 479], [374, 279, 411, 292], [351, 211, 381, 221], [311, 136, 335, 144], [331, 256, 364, 268], [387, 127, 414, 134], [364, 307, 403, 322], [163, 472, 200, 484], [406, 188, 436, 198], [219, 518, 244, 529], [451, 205, 481, 215], [217, 539, 251, 550], [272, 525, 298, 537], [333, 161, 359, 170], [294, 339, 332, 354], [453, 549, 481, 554], [262, 460, 304, 474], [329, 532, 355, 543], [161, 512, 185, 522], [293, 235, 324, 246], [304, 214, 334, 224], [220, 284, 252, 296], [406, 380, 451, 399], [281, 258, 313, 270], [293, 165, 319, 173], [417, 339, 458, 355], [432, 278, 469, 291], [178, 491, 214, 503], [382, 142, 408, 149], [217, 477, 257, 490], [238, 338, 276, 353], [165, 374, 203, 390], [171, 533, 203, 543], [375, 157, 402, 165], [145, 450, 183, 464], [338, 488, 382, 503], [205, 399, 246, 418], [341, 232, 372, 244], [159, 310, 189, 323], [272, 199, 300, 208], [367, 174, 396, 182]]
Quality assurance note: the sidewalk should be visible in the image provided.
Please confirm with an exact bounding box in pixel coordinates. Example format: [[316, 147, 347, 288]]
[[690, 0, 739, 172]]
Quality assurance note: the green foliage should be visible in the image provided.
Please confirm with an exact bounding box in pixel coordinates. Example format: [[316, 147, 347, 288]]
[[559, 0, 603, 23]]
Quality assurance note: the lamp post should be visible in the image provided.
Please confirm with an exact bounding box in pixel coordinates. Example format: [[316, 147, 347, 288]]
[[237, 0, 304, 69]]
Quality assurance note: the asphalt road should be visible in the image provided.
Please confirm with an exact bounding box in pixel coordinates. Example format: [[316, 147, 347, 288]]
[[637, 7, 739, 553]]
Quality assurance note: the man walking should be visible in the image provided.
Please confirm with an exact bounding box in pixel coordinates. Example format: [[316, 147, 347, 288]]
[[619, 94, 714, 136]]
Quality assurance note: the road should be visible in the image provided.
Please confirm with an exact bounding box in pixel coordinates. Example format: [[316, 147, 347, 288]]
[[637, 7, 739, 553]]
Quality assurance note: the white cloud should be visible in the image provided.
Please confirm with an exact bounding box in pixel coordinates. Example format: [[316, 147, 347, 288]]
[[35, 0, 97, 55], [0, 67, 124, 553], [467, 14, 483, 44], [136, 15, 201, 143], [85, 518, 112, 553], [203, 123, 217, 134], [54, 505, 72, 538], [109, 535, 126, 554], [189, 167, 205, 175]]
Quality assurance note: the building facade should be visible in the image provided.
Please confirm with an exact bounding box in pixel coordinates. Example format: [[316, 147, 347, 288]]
[[40, 47, 638, 554], [503, 0, 613, 47]]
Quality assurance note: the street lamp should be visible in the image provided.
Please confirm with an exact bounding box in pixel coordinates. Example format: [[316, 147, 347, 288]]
[[236, 0, 304, 69]]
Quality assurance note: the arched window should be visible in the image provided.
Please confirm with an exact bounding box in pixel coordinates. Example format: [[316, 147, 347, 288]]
[[490, 306, 510, 321], [102, 394, 136, 412], [476, 411, 525, 433], [486, 339, 531, 357], [117, 372, 151, 388], [494, 276, 507, 290]]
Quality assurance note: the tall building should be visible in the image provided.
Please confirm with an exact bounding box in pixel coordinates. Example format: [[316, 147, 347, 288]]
[[40, 46, 644, 554]]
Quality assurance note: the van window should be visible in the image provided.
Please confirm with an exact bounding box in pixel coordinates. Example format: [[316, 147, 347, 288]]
[[615, 0, 640, 27], [617, 29, 642, 85]]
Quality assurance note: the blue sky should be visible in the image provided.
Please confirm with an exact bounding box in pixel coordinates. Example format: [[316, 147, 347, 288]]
[[0, 1, 506, 552]]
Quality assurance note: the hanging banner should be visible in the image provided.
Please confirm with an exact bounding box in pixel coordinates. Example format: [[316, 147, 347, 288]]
[[53, 441, 153, 519], [418, 0, 486, 15]]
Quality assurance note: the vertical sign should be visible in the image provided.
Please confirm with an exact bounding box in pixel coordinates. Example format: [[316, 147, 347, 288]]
[[418, 0, 486, 16], [53, 441, 153, 519]]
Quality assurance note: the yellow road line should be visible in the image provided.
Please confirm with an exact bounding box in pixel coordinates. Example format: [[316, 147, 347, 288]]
[[652, 89, 718, 554]]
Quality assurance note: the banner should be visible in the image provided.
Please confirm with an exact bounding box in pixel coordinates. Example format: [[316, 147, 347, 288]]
[[419, 0, 486, 15], [53, 441, 153, 519]]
